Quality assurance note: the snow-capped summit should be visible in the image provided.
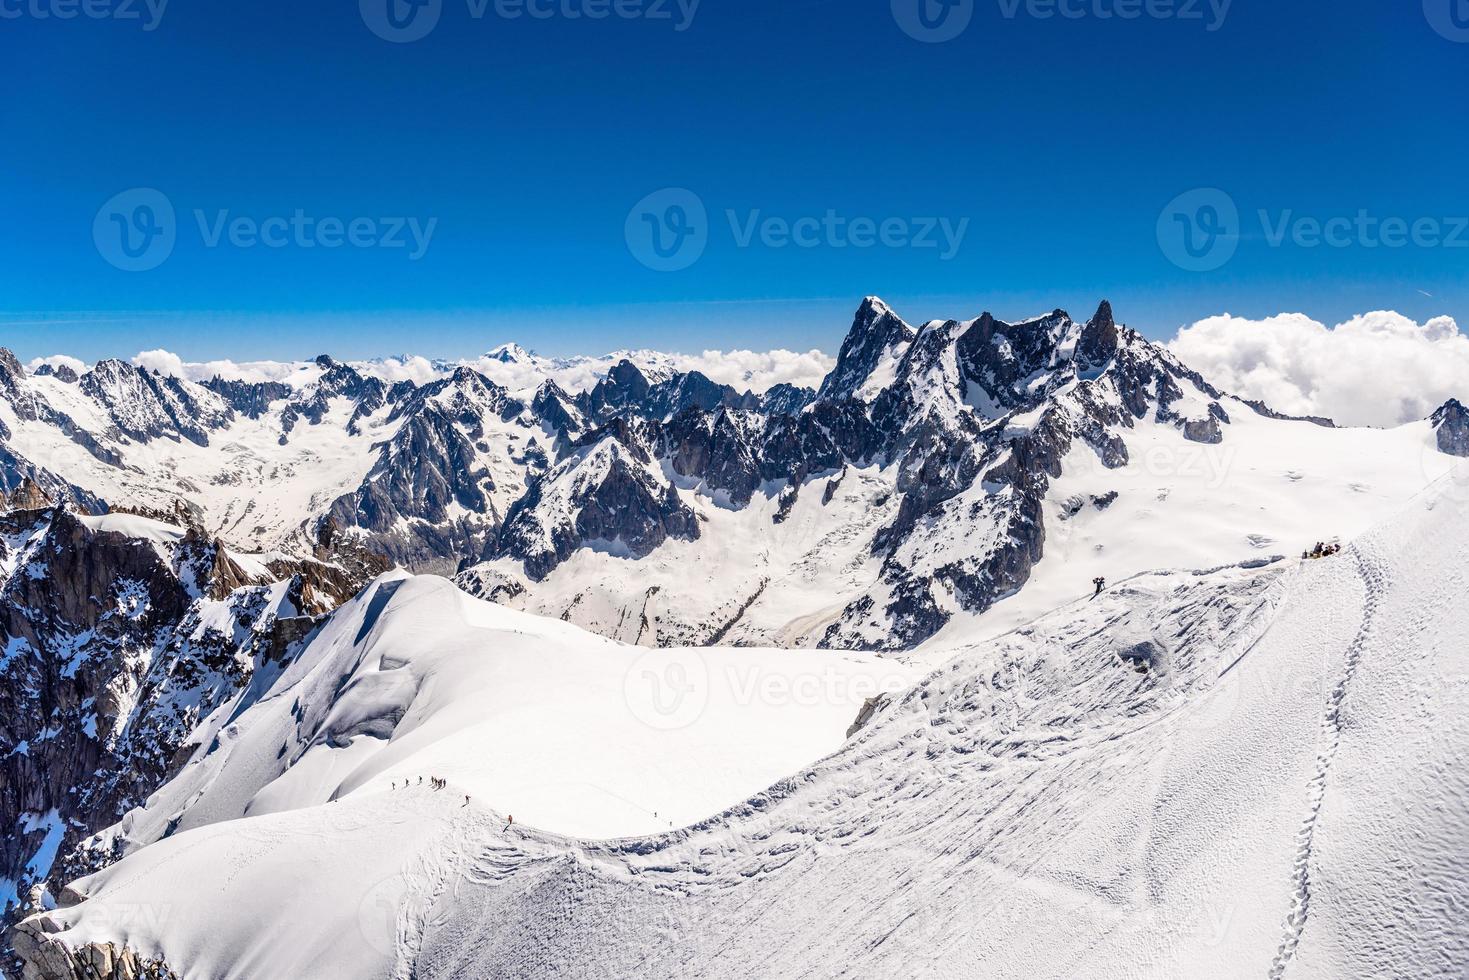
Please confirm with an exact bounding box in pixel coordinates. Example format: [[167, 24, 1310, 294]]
[[485, 342, 534, 364], [815, 295, 916, 403]]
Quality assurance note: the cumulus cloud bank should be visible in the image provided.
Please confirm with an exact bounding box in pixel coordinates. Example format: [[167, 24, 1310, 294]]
[[131, 351, 321, 386], [118, 345, 836, 397], [1168, 311, 1469, 428], [661, 349, 835, 393]]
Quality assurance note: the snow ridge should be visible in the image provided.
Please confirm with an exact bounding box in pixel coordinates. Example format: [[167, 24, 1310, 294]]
[[1268, 543, 1390, 979]]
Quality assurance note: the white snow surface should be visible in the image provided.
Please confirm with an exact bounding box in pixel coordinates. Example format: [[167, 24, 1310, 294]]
[[467, 404, 1458, 658], [27, 467, 1469, 979], [85, 573, 917, 850]]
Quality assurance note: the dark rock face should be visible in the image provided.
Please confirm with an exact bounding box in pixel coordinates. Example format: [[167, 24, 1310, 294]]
[[201, 377, 291, 419], [498, 439, 700, 581], [662, 409, 763, 508], [531, 381, 586, 436], [643, 371, 751, 421], [0, 506, 378, 947], [816, 297, 916, 402], [327, 406, 498, 573], [760, 383, 816, 417], [32, 364, 80, 385], [584, 360, 653, 422], [0, 449, 104, 516], [79, 361, 234, 447], [280, 358, 390, 438], [1432, 399, 1469, 457], [472, 297, 1269, 650], [0, 349, 26, 398]]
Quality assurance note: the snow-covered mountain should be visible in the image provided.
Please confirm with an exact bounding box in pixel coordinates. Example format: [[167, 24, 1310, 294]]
[[0, 498, 385, 960], [2, 297, 1465, 978], [3, 298, 1464, 654], [14, 465, 1468, 979]]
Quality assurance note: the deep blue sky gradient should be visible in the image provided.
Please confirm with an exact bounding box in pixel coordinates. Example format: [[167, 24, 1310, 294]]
[[1, 0, 1465, 362]]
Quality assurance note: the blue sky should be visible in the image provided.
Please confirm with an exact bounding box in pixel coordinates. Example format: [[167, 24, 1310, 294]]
[[1, 0, 1465, 363]]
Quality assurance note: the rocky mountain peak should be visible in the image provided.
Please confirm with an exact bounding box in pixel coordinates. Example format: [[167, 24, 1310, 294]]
[[817, 296, 916, 402], [34, 363, 80, 384], [1432, 398, 1469, 457], [532, 380, 585, 435], [0, 348, 24, 391], [497, 434, 700, 581], [4, 476, 51, 511], [586, 359, 653, 420], [1074, 299, 1120, 369]]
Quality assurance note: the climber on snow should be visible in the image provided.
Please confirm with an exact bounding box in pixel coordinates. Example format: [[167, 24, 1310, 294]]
[[1092, 577, 1106, 599]]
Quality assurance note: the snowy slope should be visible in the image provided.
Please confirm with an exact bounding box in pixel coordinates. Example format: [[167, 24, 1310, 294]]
[[18, 467, 1469, 979], [73, 574, 916, 851]]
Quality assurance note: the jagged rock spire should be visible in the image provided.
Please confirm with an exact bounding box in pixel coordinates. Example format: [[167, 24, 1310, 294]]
[[1074, 300, 1120, 369], [1432, 398, 1469, 457], [817, 297, 916, 402]]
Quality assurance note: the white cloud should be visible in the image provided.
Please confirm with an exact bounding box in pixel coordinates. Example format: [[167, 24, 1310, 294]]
[[110, 345, 837, 398], [1168, 311, 1469, 428], [131, 349, 187, 378], [673, 349, 835, 394], [188, 359, 319, 386], [360, 355, 441, 386], [26, 354, 86, 376]]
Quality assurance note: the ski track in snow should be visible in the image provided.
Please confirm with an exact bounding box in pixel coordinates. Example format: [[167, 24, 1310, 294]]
[[1269, 541, 1389, 979]]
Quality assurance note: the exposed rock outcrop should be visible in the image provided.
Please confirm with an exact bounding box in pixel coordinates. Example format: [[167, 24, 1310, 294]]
[[1432, 398, 1469, 457]]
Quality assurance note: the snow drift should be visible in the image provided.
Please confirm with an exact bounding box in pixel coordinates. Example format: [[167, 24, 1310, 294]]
[[16, 467, 1469, 979]]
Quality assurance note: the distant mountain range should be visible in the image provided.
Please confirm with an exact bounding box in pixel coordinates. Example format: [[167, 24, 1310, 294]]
[[2, 298, 1463, 651]]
